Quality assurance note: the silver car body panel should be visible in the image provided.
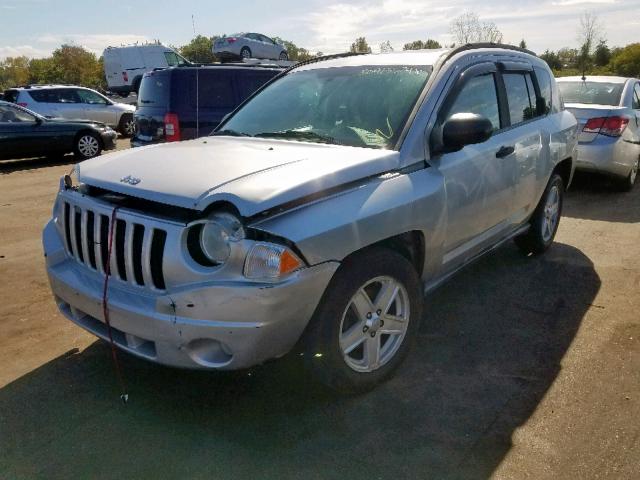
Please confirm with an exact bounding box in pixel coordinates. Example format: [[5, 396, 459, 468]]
[[557, 76, 640, 178], [15, 86, 134, 129], [44, 48, 578, 369]]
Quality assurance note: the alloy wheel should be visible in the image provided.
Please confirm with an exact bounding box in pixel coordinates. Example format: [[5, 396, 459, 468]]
[[338, 275, 410, 372], [78, 135, 100, 158], [541, 184, 560, 242]]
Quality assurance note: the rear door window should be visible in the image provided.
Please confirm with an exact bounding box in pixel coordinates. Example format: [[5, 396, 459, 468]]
[[237, 72, 277, 102], [194, 72, 236, 109], [503, 72, 537, 125]]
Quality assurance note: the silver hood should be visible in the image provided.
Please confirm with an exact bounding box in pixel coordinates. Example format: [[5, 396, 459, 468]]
[[78, 137, 401, 216]]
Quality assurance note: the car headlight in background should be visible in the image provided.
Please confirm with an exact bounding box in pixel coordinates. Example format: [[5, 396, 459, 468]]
[[188, 212, 245, 266], [244, 243, 303, 280]]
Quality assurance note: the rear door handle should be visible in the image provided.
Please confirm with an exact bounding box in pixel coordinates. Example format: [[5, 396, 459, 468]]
[[496, 146, 515, 158]]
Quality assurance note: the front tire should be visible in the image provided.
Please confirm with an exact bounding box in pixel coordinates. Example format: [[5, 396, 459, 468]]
[[279, 51, 288, 61], [304, 248, 423, 394], [515, 173, 564, 254], [74, 132, 102, 160]]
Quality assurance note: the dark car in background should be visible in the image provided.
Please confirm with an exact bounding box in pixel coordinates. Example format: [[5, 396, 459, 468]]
[[0, 100, 117, 161], [132, 65, 282, 147]]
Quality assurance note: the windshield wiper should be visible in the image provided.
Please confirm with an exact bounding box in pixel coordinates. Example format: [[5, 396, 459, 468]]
[[254, 130, 337, 144], [212, 129, 252, 137]]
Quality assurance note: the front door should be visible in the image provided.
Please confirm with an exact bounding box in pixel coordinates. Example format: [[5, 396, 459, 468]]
[[434, 64, 519, 267]]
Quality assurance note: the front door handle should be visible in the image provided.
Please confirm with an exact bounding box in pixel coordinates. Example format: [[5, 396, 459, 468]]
[[496, 146, 515, 158]]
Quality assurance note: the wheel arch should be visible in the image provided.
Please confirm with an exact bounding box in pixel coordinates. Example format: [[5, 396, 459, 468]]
[[553, 156, 573, 190]]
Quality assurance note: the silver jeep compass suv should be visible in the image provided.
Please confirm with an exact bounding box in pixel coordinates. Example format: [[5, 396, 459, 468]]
[[43, 45, 577, 392]]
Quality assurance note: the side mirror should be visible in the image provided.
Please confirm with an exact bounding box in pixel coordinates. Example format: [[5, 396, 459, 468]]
[[442, 113, 494, 151]]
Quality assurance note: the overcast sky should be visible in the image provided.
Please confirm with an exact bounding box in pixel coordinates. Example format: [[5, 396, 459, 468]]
[[1, 0, 639, 59]]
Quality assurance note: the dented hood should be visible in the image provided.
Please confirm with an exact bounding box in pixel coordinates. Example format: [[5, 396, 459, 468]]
[[78, 137, 400, 216]]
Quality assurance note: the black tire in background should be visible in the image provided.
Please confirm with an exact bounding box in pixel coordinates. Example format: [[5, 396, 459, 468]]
[[303, 247, 423, 394], [118, 113, 135, 137], [515, 173, 564, 255], [615, 157, 638, 192], [74, 132, 102, 160], [279, 51, 288, 61]]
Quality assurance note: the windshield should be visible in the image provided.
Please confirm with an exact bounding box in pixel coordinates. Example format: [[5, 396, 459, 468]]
[[557, 81, 624, 106], [218, 65, 431, 149]]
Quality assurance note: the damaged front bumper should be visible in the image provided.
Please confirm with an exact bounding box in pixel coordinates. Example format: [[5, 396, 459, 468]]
[[43, 214, 338, 370]]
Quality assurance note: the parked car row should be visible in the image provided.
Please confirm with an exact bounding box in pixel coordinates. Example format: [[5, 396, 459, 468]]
[[44, 45, 585, 393]]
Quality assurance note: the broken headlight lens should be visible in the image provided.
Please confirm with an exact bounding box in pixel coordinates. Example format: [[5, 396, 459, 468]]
[[188, 213, 244, 266]]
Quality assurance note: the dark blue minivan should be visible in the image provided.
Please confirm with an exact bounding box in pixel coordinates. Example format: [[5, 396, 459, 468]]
[[131, 65, 282, 147]]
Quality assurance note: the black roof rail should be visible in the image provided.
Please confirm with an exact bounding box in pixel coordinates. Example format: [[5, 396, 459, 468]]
[[441, 42, 537, 65]]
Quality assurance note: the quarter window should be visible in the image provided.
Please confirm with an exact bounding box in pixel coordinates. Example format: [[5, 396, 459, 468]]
[[446, 73, 501, 131], [503, 72, 536, 125], [633, 84, 640, 109], [534, 67, 553, 114]]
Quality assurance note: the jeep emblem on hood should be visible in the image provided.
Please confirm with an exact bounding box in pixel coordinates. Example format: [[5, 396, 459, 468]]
[[120, 175, 141, 185]]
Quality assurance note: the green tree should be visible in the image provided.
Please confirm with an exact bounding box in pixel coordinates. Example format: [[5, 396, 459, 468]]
[[540, 49, 562, 70], [0, 56, 31, 90], [46, 44, 105, 88], [350, 37, 372, 54], [179, 35, 219, 63], [272, 37, 317, 61], [593, 40, 611, 67], [610, 43, 640, 77], [403, 39, 442, 50], [519, 39, 527, 49], [380, 40, 393, 53], [557, 47, 579, 69]]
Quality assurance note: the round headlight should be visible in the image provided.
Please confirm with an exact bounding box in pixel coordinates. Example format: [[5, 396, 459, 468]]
[[190, 213, 244, 266]]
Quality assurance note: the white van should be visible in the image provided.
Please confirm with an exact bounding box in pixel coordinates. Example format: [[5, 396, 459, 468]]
[[103, 44, 189, 96]]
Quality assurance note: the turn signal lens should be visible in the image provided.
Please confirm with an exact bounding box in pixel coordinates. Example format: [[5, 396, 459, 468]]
[[244, 243, 303, 280]]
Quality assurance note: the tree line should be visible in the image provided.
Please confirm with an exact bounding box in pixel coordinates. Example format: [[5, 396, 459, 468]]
[[2, 11, 640, 92]]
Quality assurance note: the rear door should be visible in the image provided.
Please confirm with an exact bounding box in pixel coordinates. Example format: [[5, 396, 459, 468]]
[[51, 89, 85, 120], [494, 62, 546, 221]]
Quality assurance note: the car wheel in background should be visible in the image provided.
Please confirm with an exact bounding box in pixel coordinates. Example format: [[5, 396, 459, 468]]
[[118, 114, 136, 137], [616, 157, 638, 192], [240, 47, 251, 59], [515, 173, 564, 255], [279, 51, 288, 61], [74, 133, 102, 160], [303, 247, 423, 394]]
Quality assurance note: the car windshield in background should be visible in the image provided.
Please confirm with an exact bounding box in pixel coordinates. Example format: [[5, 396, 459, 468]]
[[138, 74, 170, 107], [218, 65, 432, 149], [558, 81, 624, 106]]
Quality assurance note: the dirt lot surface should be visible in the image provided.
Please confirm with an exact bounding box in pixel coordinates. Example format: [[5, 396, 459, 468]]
[[1, 141, 639, 479]]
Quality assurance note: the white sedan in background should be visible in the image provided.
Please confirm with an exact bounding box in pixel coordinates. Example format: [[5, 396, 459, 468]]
[[557, 76, 640, 191]]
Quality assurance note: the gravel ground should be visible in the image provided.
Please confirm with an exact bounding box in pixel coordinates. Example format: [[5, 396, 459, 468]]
[[0, 142, 638, 479]]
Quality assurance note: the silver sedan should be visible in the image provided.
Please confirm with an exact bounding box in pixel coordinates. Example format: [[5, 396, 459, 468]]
[[213, 33, 288, 61], [557, 76, 640, 191]]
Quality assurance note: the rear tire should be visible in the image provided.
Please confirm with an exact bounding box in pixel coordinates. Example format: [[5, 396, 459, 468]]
[[515, 173, 564, 255], [615, 157, 638, 192], [279, 51, 288, 61], [303, 248, 423, 394], [240, 47, 251, 59], [74, 132, 102, 160]]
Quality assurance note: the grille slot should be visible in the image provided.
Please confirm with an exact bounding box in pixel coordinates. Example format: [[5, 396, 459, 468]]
[[60, 200, 167, 291]]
